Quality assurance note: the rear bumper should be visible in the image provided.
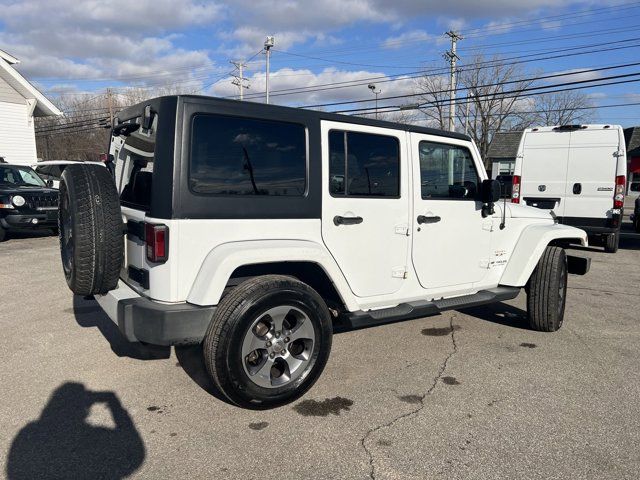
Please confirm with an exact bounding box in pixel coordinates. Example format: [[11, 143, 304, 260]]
[[95, 281, 215, 346], [556, 214, 622, 235]]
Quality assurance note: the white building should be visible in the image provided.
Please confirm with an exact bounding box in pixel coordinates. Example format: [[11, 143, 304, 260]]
[[0, 49, 62, 165]]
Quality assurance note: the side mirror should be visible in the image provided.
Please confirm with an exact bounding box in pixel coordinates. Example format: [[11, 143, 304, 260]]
[[481, 179, 501, 204]]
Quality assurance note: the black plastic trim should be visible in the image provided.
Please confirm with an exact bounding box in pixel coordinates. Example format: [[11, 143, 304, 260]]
[[567, 255, 590, 275], [127, 266, 149, 289], [342, 286, 520, 330], [117, 297, 215, 346]]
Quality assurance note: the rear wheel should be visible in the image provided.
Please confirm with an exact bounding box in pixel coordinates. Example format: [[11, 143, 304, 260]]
[[526, 246, 568, 332], [59, 164, 123, 296], [0, 226, 6, 242], [604, 232, 619, 253], [203, 275, 332, 409]]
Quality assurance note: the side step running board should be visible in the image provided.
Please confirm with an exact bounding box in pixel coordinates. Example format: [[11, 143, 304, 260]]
[[342, 286, 520, 330]]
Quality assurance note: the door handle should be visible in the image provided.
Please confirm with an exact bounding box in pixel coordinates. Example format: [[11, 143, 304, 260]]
[[573, 183, 582, 194], [334, 215, 363, 226], [417, 215, 441, 224]]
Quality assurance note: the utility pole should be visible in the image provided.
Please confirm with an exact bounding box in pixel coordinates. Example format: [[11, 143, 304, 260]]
[[106, 87, 114, 128], [264, 36, 275, 104], [444, 31, 462, 132], [230, 60, 249, 100]]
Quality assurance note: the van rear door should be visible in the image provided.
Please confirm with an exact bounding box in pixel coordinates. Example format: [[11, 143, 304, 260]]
[[563, 127, 619, 222], [520, 129, 570, 216]]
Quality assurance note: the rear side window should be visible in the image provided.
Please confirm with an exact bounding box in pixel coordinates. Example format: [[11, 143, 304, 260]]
[[116, 115, 157, 211], [189, 114, 307, 196], [419, 141, 479, 200], [329, 130, 400, 197]]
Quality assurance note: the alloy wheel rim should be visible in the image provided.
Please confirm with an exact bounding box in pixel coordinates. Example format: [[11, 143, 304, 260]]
[[60, 190, 74, 276], [241, 305, 316, 389]]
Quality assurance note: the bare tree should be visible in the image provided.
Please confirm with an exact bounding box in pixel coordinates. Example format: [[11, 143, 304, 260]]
[[458, 55, 539, 166], [414, 74, 451, 130], [531, 90, 595, 126]]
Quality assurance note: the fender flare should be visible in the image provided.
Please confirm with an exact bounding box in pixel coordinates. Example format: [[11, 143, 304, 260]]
[[186, 239, 359, 310], [500, 223, 588, 287]]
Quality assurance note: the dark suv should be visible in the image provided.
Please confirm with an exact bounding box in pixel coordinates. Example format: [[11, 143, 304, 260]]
[[0, 164, 59, 241]]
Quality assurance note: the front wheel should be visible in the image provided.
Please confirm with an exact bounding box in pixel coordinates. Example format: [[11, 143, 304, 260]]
[[203, 275, 333, 409], [526, 246, 568, 332]]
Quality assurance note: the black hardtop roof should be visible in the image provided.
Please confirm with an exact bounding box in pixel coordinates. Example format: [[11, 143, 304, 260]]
[[117, 94, 472, 142]]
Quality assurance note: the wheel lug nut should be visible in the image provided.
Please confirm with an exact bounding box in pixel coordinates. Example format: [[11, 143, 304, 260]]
[[266, 341, 272, 347], [275, 332, 280, 338], [284, 337, 290, 343], [270, 353, 275, 358]]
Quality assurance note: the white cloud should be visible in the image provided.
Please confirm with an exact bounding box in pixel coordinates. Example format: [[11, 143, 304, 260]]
[[547, 68, 602, 83], [382, 30, 439, 50]]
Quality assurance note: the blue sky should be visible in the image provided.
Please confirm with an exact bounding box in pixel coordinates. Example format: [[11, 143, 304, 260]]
[[1, 0, 640, 126]]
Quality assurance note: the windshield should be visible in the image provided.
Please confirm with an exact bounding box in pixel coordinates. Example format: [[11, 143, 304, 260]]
[[0, 166, 47, 187]]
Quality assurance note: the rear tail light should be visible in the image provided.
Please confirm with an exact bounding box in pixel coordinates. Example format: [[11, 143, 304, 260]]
[[614, 175, 625, 209], [511, 175, 521, 203], [145, 223, 168, 263]]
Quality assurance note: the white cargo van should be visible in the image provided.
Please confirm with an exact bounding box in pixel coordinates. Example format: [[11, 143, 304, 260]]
[[511, 125, 627, 252]]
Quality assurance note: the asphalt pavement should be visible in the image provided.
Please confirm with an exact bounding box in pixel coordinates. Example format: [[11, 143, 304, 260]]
[[0, 226, 639, 479]]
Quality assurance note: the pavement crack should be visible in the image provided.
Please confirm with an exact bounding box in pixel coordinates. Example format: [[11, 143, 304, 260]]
[[359, 314, 459, 480]]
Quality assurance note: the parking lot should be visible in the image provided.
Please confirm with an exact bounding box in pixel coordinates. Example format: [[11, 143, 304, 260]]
[[1, 226, 639, 480]]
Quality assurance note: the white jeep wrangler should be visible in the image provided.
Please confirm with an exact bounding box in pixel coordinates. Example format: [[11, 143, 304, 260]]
[[58, 96, 590, 408]]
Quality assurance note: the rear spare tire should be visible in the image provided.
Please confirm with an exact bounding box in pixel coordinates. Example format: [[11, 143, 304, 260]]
[[526, 246, 567, 332], [59, 164, 123, 295]]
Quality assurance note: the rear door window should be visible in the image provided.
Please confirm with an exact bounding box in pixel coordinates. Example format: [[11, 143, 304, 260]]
[[115, 115, 157, 211], [189, 114, 307, 196], [328, 130, 400, 197]]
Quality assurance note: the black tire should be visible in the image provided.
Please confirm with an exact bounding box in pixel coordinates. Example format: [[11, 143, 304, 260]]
[[604, 232, 619, 253], [203, 275, 333, 409], [0, 226, 6, 242], [635, 217, 640, 234], [526, 246, 568, 332], [58, 164, 123, 296], [50, 227, 59, 237]]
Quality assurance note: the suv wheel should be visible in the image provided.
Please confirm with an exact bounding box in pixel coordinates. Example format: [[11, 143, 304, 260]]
[[526, 246, 568, 332], [0, 226, 6, 242], [604, 232, 619, 253], [203, 275, 332, 409]]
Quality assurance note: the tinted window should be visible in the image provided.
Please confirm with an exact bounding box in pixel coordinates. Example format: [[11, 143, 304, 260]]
[[117, 115, 157, 210], [419, 141, 479, 200], [329, 130, 400, 197], [190, 114, 307, 196]]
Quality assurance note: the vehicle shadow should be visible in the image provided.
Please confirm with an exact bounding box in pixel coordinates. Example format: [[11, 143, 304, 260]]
[[458, 302, 531, 331], [174, 345, 235, 406], [5, 382, 145, 480], [72, 295, 170, 360]]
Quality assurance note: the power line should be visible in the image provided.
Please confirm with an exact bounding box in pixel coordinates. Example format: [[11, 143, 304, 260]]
[[300, 61, 640, 110], [231, 37, 640, 102], [334, 76, 640, 116]]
